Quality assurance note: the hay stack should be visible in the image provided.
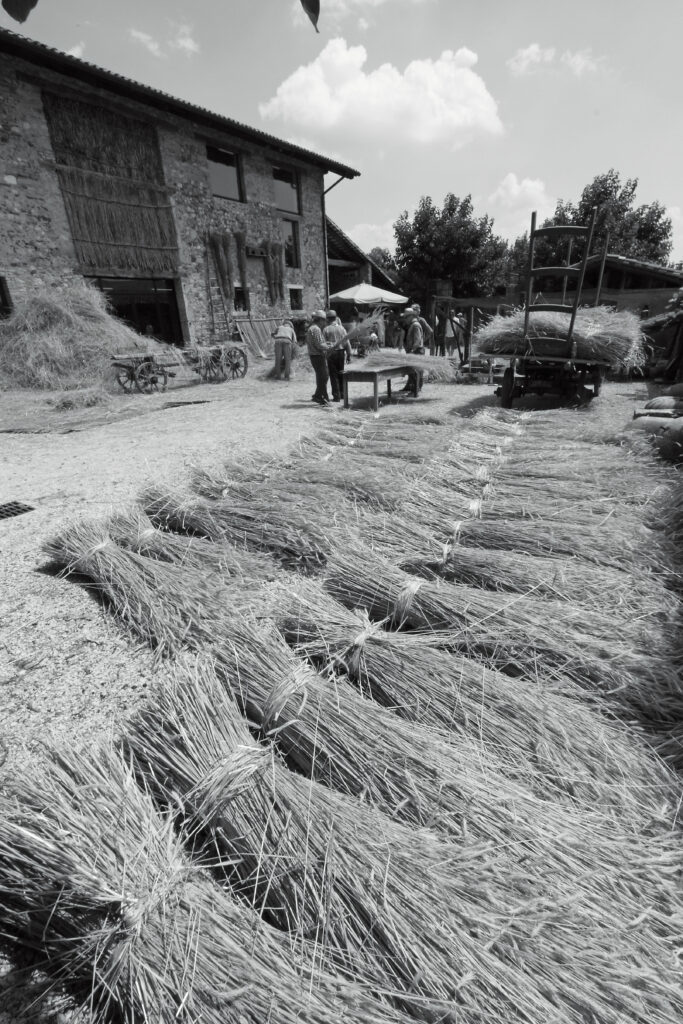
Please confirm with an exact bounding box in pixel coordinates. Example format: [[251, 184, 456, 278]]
[[0, 746, 417, 1024], [475, 306, 645, 369], [126, 657, 683, 1024], [272, 580, 678, 818], [324, 544, 682, 720], [359, 350, 461, 383], [0, 279, 168, 390]]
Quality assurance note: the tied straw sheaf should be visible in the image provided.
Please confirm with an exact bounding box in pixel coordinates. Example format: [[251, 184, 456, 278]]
[[0, 746, 423, 1024], [125, 654, 683, 1024]]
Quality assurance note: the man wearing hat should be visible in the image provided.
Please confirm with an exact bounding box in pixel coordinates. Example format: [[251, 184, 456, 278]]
[[306, 310, 332, 405], [401, 308, 424, 395], [324, 309, 352, 402], [272, 317, 297, 381], [411, 304, 434, 354]]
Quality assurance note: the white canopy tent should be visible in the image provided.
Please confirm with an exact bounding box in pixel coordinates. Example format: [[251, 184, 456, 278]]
[[329, 283, 408, 306]]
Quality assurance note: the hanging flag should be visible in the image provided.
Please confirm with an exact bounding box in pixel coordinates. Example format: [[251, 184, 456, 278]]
[[300, 0, 320, 32], [2, 0, 39, 22]]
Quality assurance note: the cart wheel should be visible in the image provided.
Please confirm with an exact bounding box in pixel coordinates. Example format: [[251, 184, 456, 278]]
[[115, 365, 136, 394], [135, 361, 166, 393], [225, 346, 248, 379], [501, 367, 515, 408]]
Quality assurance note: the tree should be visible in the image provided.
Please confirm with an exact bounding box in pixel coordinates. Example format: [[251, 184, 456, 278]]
[[393, 194, 508, 305], [367, 247, 397, 272], [535, 170, 673, 265]]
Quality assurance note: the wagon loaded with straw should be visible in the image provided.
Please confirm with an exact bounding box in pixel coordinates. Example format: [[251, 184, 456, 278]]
[[476, 208, 645, 406]]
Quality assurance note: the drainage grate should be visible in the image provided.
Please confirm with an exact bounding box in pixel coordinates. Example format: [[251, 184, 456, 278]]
[[0, 501, 34, 520]]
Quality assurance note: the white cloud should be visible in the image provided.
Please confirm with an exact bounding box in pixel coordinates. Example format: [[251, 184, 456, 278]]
[[507, 43, 555, 76], [507, 43, 603, 78], [130, 29, 164, 59], [346, 218, 395, 252], [169, 23, 200, 56], [357, 17, 370, 31], [67, 41, 85, 58], [488, 172, 556, 240], [260, 38, 502, 148], [560, 49, 599, 77]]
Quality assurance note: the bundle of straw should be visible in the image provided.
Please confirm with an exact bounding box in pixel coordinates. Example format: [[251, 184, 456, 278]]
[[453, 515, 662, 571], [475, 306, 645, 369], [324, 543, 682, 719], [401, 544, 677, 625], [0, 746, 419, 1024], [358, 350, 461, 383], [109, 509, 282, 582], [126, 657, 683, 1024], [143, 487, 338, 573], [271, 579, 678, 818], [0, 279, 169, 391]]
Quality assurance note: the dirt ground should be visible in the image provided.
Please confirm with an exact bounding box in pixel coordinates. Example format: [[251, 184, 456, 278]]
[[0, 367, 648, 1022]]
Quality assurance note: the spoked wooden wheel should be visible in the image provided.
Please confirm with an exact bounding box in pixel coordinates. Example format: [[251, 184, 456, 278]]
[[225, 346, 248, 379], [115, 365, 137, 393], [135, 361, 167, 393]]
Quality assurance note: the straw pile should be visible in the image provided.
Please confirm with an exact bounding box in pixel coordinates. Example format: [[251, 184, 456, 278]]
[[324, 543, 682, 720], [359, 350, 461, 383], [475, 306, 645, 369], [0, 745, 416, 1024], [124, 656, 683, 1024], [0, 279, 168, 390]]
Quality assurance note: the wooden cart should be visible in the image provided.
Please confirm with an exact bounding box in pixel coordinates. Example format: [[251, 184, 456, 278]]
[[182, 344, 248, 383], [111, 353, 179, 394]]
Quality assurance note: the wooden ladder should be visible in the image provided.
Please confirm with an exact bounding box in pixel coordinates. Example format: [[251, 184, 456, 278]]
[[522, 206, 598, 358]]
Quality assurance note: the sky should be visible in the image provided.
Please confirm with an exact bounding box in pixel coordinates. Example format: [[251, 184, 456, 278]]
[[2, 0, 682, 260]]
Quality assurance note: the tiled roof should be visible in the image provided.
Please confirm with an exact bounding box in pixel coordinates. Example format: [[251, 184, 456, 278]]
[[0, 27, 360, 179], [326, 218, 397, 290], [585, 252, 683, 282]]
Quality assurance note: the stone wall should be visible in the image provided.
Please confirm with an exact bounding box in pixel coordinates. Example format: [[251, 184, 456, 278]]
[[0, 51, 330, 343]]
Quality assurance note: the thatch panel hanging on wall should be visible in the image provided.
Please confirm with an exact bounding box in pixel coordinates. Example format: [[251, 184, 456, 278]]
[[42, 91, 178, 274]]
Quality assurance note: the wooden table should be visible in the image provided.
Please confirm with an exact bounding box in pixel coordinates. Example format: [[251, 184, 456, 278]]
[[342, 365, 417, 412]]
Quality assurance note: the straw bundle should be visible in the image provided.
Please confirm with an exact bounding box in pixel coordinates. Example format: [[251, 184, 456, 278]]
[[144, 487, 338, 573], [0, 279, 167, 390], [401, 544, 677, 625], [359, 350, 461, 383], [0, 746, 417, 1024], [109, 509, 282, 582], [475, 306, 645, 369], [452, 515, 661, 571], [324, 544, 682, 719], [126, 657, 683, 1024], [271, 580, 678, 818]]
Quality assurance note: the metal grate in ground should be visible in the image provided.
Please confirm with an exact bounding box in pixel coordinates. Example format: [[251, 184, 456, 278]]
[[0, 501, 35, 521]]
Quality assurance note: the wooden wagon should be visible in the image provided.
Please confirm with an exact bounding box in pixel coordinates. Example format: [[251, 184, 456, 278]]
[[111, 353, 179, 394]]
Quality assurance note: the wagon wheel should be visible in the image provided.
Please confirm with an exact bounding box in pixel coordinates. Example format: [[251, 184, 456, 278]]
[[135, 361, 167, 393], [225, 346, 248, 379], [500, 367, 515, 408], [115, 364, 137, 394]]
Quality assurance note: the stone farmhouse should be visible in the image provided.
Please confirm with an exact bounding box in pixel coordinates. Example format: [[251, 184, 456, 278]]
[[0, 28, 359, 345]]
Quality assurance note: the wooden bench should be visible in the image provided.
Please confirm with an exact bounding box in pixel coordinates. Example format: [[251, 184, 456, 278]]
[[342, 365, 417, 412]]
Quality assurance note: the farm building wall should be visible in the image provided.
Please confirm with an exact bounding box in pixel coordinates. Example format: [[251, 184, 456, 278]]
[[0, 49, 330, 345]]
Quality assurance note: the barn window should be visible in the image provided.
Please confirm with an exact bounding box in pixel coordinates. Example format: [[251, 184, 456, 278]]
[[207, 146, 244, 202], [234, 287, 250, 312], [289, 287, 303, 310], [282, 220, 300, 268], [273, 166, 300, 213]]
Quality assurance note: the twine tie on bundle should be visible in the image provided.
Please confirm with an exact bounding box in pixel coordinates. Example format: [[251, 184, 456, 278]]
[[468, 498, 483, 518], [345, 615, 384, 675], [394, 578, 424, 621]]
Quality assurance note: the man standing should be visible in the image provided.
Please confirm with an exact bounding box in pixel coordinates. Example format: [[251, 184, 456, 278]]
[[272, 318, 297, 381], [402, 307, 424, 395], [324, 310, 351, 402], [306, 310, 332, 405], [411, 304, 434, 354]]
